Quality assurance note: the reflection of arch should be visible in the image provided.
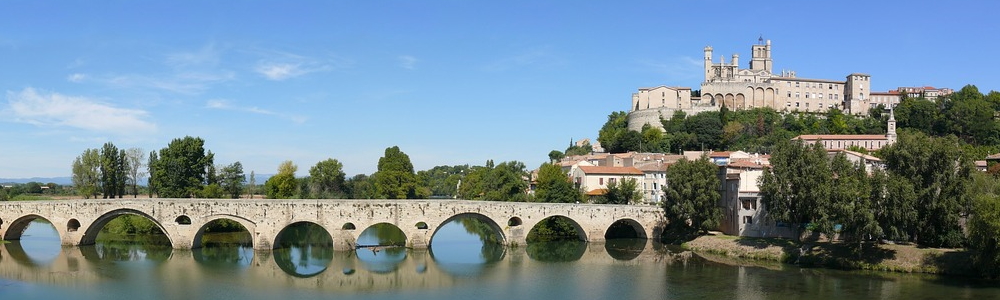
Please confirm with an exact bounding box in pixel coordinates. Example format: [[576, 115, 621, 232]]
[[428, 213, 505, 246], [604, 238, 647, 261], [529, 215, 588, 242], [342, 223, 356, 230], [273, 221, 334, 249], [191, 215, 255, 249], [4, 214, 53, 241], [67, 219, 81, 232], [508, 217, 523, 227], [604, 219, 647, 239], [79, 209, 172, 247], [175, 215, 192, 225]]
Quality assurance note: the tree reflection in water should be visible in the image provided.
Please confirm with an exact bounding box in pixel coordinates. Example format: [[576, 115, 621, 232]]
[[525, 240, 587, 262], [273, 222, 334, 278], [356, 223, 408, 273]]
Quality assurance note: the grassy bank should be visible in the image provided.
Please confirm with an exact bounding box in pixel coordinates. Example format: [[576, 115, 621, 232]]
[[683, 234, 975, 276]]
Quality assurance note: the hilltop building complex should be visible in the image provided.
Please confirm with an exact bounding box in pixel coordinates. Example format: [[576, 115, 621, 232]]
[[628, 39, 873, 131]]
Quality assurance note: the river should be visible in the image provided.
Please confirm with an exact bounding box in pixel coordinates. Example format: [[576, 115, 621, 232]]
[[1, 219, 999, 299]]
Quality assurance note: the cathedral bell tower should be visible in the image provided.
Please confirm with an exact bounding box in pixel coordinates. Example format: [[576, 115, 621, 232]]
[[750, 37, 772, 73]]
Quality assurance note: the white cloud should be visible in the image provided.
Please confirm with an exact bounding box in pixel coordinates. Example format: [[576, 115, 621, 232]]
[[205, 99, 307, 124], [4, 88, 156, 134], [398, 55, 418, 70], [67, 73, 87, 83], [252, 50, 343, 81]]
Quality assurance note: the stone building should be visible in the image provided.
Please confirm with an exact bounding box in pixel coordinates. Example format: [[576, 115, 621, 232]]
[[628, 39, 873, 131]]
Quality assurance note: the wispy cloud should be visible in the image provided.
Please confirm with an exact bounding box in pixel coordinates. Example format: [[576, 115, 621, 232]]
[[3, 88, 156, 134], [205, 99, 307, 123], [482, 48, 563, 72], [253, 50, 341, 81], [398, 55, 418, 70], [166, 43, 222, 68], [67, 73, 86, 83]]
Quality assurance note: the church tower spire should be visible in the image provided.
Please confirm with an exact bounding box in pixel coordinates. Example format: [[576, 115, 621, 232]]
[[886, 108, 897, 144]]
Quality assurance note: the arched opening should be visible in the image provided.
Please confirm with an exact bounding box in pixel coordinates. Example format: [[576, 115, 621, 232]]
[[192, 218, 254, 269], [4, 216, 61, 266], [79, 209, 172, 248], [604, 219, 648, 261], [1, 216, 4, 230], [527, 215, 586, 243], [415, 221, 429, 230], [428, 213, 506, 274], [342, 222, 356, 230], [508, 217, 522, 227], [67, 219, 81, 232], [356, 223, 408, 274], [604, 219, 646, 240], [273, 222, 334, 278], [175, 215, 192, 225]]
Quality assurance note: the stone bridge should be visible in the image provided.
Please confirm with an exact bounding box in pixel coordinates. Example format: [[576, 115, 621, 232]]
[[0, 199, 667, 250]]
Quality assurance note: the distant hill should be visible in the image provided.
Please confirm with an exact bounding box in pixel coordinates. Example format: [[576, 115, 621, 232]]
[[0, 177, 73, 185]]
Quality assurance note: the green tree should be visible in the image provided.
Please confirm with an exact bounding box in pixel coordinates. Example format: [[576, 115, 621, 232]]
[[548, 150, 565, 162], [829, 153, 882, 249], [345, 174, 376, 199], [564, 140, 592, 156], [148, 136, 214, 198], [247, 171, 257, 198], [533, 163, 583, 203], [663, 157, 722, 234], [596, 178, 641, 205], [880, 130, 972, 248], [218, 162, 245, 199], [265, 161, 298, 199], [72, 148, 102, 199], [759, 139, 834, 239], [872, 170, 918, 242], [598, 111, 642, 153], [684, 111, 722, 150], [458, 160, 528, 201], [373, 146, 422, 199], [101, 142, 127, 198], [969, 193, 1000, 278], [308, 158, 346, 198], [417, 165, 469, 198]]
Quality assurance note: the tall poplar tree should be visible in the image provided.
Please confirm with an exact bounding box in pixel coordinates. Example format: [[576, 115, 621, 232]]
[[373, 146, 421, 199]]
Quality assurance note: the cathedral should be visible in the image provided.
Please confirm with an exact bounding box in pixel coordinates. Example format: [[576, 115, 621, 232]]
[[628, 39, 872, 131]]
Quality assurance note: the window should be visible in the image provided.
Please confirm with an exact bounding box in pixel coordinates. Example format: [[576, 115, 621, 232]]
[[795, 92, 800, 98], [819, 83, 823, 89], [787, 92, 792, 97], [743, 216, 753, 224], [741, 199, 754, 210], [795, 82, 800, 87], [609, 178, 616, 184], [796, 102, 800, 107], [599, 178, 604, 185], [805, 93, 810, 99]]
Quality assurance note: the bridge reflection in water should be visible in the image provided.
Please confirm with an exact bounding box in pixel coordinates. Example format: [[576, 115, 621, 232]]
[[0, 236, 687, 294]]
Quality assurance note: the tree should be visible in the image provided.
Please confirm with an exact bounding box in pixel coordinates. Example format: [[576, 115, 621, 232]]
[[662, 157, 722, 234], [548, 150, 565, 162], [218, 162, 245, 199], [759, 139, 834, 239], [969, 194, 1000, 278], [373, 146, 422, 199], [308, 159, 346, 198], [564, 140, 592, 156], [417, 165, 469, 198], [458, 160, 528, 201], [247, 171, 256, 199], [101, 142, 127, 198], [147, 150, 158, 198], [880, 131, 972, 248], [596, 177, 641, 205], [148, 136, 215, 198], [345, 174, 376, 199], [124, 147, 146, 198], [872, 170, 918, 242], [534, 163, 583, 203], [72, 148, 102, 199], [828, 153, 882, 249], [598, 111, 642, 153], [265, 161, 298, 199]]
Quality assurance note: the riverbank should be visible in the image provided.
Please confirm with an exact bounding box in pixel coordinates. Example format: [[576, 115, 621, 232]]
[[682, 234, 976, 276]]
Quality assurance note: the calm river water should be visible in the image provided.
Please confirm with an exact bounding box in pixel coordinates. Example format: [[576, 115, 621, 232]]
[[2, 219, 999, 300]]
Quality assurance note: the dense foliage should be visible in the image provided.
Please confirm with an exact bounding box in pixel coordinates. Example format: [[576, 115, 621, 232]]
[[373, 146, 424, 199], [662, 157, 721, 234], [148, 137, 215, 198], [458, 160, 528, 202], [534, 163, 583, 203]]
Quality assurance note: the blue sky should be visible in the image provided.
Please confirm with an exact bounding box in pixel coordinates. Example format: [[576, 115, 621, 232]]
[[2, 1, 999, 179]]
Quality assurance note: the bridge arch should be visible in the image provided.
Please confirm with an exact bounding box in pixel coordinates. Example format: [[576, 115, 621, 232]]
[[79, 208, 173, 247], [272, 221, 334, 249], [3, 214, 59, 241], [428, 212, 506, 246], [527, 215, 588, 242], [190, 214, 257, 249], [604, 218, 647, 239]]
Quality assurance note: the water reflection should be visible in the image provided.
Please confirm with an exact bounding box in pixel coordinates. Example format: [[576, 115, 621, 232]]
[[356, 223, 408, 273], [429, 218, 506, 277], [7, 219, 61, 266], [273, 222, 334, 278], [525, 240, 587, 262], [604, 238, 647, 261]]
